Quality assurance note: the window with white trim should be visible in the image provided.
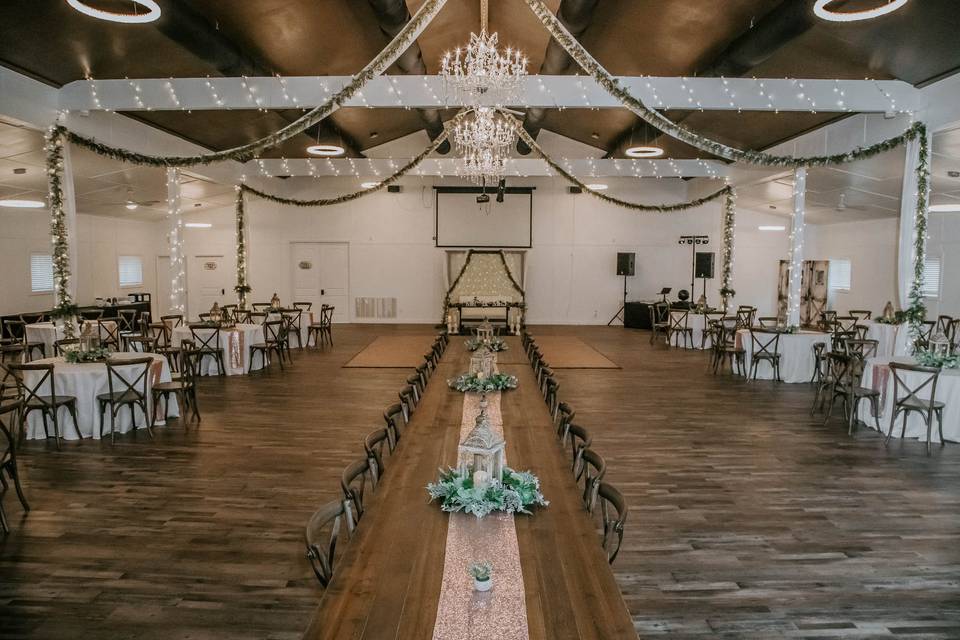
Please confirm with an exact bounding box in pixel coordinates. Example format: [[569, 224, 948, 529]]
[[118, 255, 144, 288], [922, 256, 942, 299], [30, 254, 54, 293], [828, 259, 851, 292]]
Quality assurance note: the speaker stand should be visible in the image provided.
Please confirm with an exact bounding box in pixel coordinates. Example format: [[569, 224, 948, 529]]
[[607, 275, 628, 326]]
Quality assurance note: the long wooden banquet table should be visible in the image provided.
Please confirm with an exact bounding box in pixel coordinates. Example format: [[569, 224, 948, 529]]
[[303, 337, 637, 640]]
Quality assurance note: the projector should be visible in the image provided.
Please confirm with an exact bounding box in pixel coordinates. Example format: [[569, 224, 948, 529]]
[[476, 193, 490, 203]]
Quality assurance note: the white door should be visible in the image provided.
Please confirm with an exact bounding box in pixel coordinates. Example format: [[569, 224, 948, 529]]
[[291, 243, 349, 322], [155, 255, 171, 317], [189, 255, 230, 320]]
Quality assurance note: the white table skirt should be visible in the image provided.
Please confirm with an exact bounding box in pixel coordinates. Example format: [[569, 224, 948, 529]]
[[857, 356, 960, 443], [864, 321, 911, 358], [25, 321, 118, 355], [23, 351, 177, 440], [172, 323, 265, 376], [737, 330, 831, 383]]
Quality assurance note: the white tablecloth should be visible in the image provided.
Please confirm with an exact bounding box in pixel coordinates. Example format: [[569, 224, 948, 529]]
[[25, 321, 118, 355], [864, 321, 911, 358], [857, 356, 960, 443], [738, 329, 831, 383], [668, 312, 714, 350], [172, 323, 265, 376], [23, 351, 176, 440]]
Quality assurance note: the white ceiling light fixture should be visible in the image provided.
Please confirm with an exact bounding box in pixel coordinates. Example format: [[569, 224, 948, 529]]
[[625, 146, 665, 158], [813, 0, 909, 22], [306, 144, 345, 157], [360, 181, 380, 189], [66, 0, 162, 24], [586, 183, 609, 191], [125, 201, 139, 210], [0, 199, 45, 208], [184, 222, 212, 228], [759, 225, 786, 231], [929, 203, 960, 212]]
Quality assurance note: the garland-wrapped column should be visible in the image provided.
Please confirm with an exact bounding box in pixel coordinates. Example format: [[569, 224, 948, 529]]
[[44, 126, 78, 338], [166, 168, 186, 316], [786, 167, 807, 327], [903, 127, 932, 349], [234, 187, 250, 308], [719, 188, 737, 311]]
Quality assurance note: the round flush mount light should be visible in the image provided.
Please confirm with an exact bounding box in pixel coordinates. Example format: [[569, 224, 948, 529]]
[[184, 222, 212, 228], [625, 146, 665, 158], [0, 199, 45, 208], [586, 183, 609, 191], [758, 225, 786, 231], [929, 203, 960, 212], [306, 144, 345, 156], [813, 0, 908, 22], [66, 0, 162, 24], [360, 181, 380, 189], [125, 202, 139, 210]]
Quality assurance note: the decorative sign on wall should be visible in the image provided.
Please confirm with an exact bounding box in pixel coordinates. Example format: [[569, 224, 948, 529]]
[[203, 261, 218, 271], [298, 261, 313, 270]]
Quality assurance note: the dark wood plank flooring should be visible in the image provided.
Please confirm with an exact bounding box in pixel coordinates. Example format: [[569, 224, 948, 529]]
[[1, 325, 959, 639]]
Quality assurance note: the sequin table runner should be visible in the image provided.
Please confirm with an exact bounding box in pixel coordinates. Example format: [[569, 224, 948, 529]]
[[431, 390, 530, 640]]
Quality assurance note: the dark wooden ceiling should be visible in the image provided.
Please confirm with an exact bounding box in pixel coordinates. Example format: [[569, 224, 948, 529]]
[[0, 0, 958, 159]]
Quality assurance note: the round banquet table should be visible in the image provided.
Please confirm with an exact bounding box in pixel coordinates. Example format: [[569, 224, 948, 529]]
[[23, 351, 177, 440], [863, 320, 911, 358], [25, 320, 118, 356], [737, 329, 831, 383], [857, 356, 960, 443], [171, 323, 265, 376]]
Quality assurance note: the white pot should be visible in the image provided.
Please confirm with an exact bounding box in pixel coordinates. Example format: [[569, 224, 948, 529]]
[[474, 577, 492, 592]]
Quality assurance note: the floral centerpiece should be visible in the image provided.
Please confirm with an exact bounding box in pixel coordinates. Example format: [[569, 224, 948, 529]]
[[64, 346, 110, 363], [427, 466, 548, 518], [916, 349, 959, 369], [465, 336, 508, 352], [467, 561, 493, 592], [876, 310, 908, 325], [448, 372, 518, 393]]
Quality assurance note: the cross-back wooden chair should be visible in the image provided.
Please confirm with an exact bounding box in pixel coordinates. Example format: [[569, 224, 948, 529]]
[[190, 324, 226, 376], [5, 320, 44, 361], [555, 402, 576, 443], [818, 310, 838, 332], [9, 362, 80, 449], [79, 308, 103, 321], [304, 499, 354, 587], [281, 308, 304, 349], [935, 314, 953, 337], [667, 308, 693, 349], [885, 362, 946, 456], [757, 316, 779, 328], [97, 356, 154, 443], [340, 458, 378, 525], [96, 318, 121, 351], [383, 403, 406, 449], [53, 338, 80, 357], [0, 401, 30, 534], [849, 309, 873, 321], [252, 302, 272, 312], [736, 306, 756, 330], [596, 482, 628, 565], [151, 347, 201, 429], [914, 320, 936, 351], [713, 319, 745, 376], [749, 329, 782, 381], [566, 424, 592, 476], [574, 447, 606, 513], [843, 338, 879, 360], [249, 320, 286, 371], [405, 373, 423, 403], [160, 314, 183, 329], [544, 377, 560, 421], [364, 427, 395, 484], [233, 308, 253, 324], [835, 315, 859, 333], [649, 303, 669, 345], [398, 385, 418, 422], [821, 352, 881, 435]]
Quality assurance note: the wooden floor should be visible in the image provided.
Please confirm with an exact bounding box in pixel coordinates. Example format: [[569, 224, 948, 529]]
[[1, 325, 959, 639]]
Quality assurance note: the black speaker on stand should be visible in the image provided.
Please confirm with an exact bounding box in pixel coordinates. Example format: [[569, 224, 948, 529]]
[[608, 252, 636, 325], [695, 251, 715, 306]]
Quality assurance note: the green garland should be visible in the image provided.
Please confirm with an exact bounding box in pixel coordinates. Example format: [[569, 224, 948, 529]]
[[719, 189, 737, 308], [466, 336, 508, 352], [905, 132, 931, 348], [50, 0, 447, 168], [448, 373, 518, 393], [44, 128, 77, 340], [426, 466, 549, 518], [234, 188, 250, 308], [915, 349, 959, 369], [64, 346, 110, 363]]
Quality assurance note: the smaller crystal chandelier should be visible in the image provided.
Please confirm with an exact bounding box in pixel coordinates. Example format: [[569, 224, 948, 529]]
[[453, 108, 515, 183], [440, 0, 528, 108]]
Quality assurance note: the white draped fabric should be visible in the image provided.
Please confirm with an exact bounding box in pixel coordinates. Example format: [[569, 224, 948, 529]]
[[896, 132, 931, 310], [24, 352, 176, 440], [858, 356, 960, 443], [786, 167, 807, 326], [864, 321, 912, 358]]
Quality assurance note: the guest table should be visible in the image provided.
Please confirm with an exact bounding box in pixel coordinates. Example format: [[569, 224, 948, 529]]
[[302, 338, 637, 640], [857, 356, 960, 443], [25, 320, 118, 355], [737, 329, 830, 383], [863, 321, 911, 358], [23, 351, 176, 440], [171, 323, 265, 376]]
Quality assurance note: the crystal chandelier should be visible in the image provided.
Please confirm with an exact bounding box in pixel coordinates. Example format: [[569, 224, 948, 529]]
[[453, 108, 515, 182]]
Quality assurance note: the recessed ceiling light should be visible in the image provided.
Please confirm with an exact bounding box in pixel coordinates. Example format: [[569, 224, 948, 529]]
[[125, 202, 139, 210], [759, 225, 786, 231], [813, 0, 908, 22], [184, 222, 212, 228], [586, 183, 608, 191], [360, 181, 380, 189], [625, 146, 665, 158], [66, 0, 161, 24], [306, 144, 345, 156], [0, 199, 44, 208], [930, 203, 960, 212], [13, 167, 27, 175]]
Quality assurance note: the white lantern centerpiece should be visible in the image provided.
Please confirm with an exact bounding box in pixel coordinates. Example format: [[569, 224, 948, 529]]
[[209, 302, 223, 325], [930, 329, 951, 357], [469, 345, 496, 379], [270, 292, 282, 311], [475, 317, 495, 343], [458, 397, 505, 488]]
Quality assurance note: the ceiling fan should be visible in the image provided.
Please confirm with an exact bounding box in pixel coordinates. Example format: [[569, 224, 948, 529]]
[[102, 187, 161, 211]]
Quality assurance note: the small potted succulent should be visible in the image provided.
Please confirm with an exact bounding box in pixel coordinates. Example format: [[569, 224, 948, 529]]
[[467, 561, 493, 592]]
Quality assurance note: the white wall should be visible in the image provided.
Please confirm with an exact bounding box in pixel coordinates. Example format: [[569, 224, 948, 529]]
[[0, 208, 162, 318], [927, 211, 960, 318]]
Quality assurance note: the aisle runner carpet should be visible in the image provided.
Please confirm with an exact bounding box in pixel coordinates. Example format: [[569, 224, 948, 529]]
[[343, 335, 438, 368], [532, 336, 619, 368]]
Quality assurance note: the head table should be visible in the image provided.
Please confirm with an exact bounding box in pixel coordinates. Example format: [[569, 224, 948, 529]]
[[171, 323, 265, 376], [857, 356, 960, 443], [302, 338, 637, 640], [737, 329, 831, 383], [23, 351, 176, 441]]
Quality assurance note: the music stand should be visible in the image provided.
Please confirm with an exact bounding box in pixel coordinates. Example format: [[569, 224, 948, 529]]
[[659, 287, 672, 303]]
